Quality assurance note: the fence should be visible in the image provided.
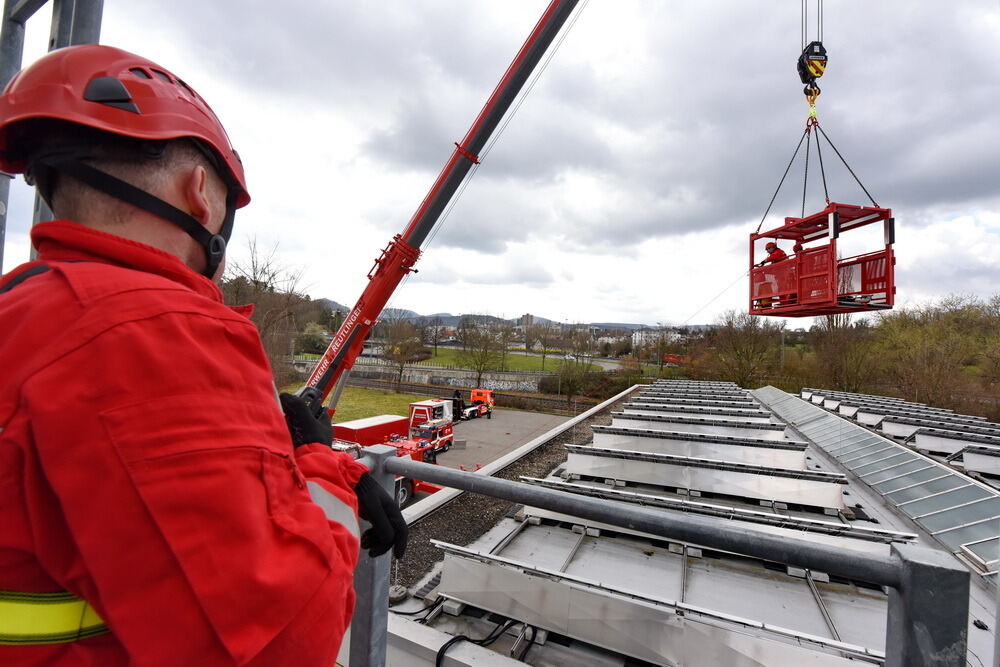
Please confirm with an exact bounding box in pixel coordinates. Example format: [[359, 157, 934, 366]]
[[346, 441, 971, 667]]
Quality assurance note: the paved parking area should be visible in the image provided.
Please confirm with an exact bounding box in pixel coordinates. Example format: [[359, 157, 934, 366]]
[[434, 408, 570, 471]]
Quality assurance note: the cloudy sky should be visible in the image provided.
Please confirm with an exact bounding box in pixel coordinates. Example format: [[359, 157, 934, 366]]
[[3, 1, 998, 326]]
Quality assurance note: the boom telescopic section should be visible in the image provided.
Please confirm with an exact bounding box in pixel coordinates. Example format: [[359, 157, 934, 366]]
[[300, 0, 580, 414]]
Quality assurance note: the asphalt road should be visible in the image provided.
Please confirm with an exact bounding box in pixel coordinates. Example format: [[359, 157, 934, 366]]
[[433, 408, 570, 471]]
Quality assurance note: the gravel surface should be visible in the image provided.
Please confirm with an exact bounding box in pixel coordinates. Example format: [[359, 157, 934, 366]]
[[392, 391, 637, 589]]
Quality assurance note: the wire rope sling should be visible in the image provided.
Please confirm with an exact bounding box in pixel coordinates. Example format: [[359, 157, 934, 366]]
[[749, 0, 896, 318]]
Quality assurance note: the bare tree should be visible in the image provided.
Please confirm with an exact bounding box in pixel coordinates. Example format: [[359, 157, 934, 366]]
[[810, 314, 877, 392], [458, 315, 476, 352], [381, 317, 425, 389], [536, 325, 559, 370], [428, 315, 443, 355], [874, 299, 981, 405], [704, 310, 781, 387], [497, 322, 517, 370], [523, 325, 540, 355], [459, 324, 501, 386], [222, 238, 312, 384]]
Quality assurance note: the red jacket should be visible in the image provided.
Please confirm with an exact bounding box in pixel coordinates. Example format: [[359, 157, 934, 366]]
[[0, 221, 368, 665], [762, 247, 787, 264]]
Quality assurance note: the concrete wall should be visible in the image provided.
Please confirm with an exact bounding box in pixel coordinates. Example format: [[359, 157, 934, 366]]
[[351, 363, 545, 392]]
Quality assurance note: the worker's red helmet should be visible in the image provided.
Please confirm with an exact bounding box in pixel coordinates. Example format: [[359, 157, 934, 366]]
[[0, 44, 249, 207], [765, 241, 778, 250]]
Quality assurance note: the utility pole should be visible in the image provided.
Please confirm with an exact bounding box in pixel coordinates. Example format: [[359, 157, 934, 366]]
[[780, 324, 786, 371]]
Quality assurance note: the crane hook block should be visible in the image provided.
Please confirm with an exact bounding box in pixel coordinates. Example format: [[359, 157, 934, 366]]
[[797, 41, 827, 86]]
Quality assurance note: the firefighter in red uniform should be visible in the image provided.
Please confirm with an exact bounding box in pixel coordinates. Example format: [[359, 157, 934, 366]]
[[756, 241, 787, 267], [0, 45, 406, 664], [754, 241, 788, 308]]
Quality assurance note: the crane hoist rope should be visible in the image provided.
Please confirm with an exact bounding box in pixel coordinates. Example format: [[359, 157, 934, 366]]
[[747, 0, 895, 319], [754, 7, 878, 235]]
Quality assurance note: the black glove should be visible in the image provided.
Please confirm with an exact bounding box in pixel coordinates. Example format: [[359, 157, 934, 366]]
[[279, 393, 332, 448], [354, 473, 408, 558]]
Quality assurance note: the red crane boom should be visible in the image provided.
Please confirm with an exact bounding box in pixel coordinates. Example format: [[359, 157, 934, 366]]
[[299, 0, 580, 415]]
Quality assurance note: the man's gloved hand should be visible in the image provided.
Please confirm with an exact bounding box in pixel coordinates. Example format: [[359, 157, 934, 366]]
[[354, 473, 408, 558], [279, 393, 333, 448]]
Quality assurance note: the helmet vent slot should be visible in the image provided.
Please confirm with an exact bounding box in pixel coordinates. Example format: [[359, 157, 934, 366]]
[[83, 76, 139, 114]]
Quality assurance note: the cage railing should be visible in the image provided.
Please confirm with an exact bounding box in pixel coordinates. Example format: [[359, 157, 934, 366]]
[[348, 443, 971, 667]]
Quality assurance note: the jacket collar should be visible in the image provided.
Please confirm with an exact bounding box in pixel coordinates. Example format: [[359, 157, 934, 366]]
[[31, 220, 224, 303]]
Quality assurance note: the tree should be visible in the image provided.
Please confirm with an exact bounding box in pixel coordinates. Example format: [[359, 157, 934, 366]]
[[221, 238, 312, 384], [874, 299, 981, 405], [557, 356, 590, 407], [428, 316, 443, 355], [982, 295, 1000, 392], [458, 315, 476, 352], [810, 314, 877, 392], [523, 325, 539, 354], [319, 307, 344, 333], [702, 310, 781, 387], [566, 327, 593, 361], [381, 318, 425, 389], [295, 322, 328, 355], [497, 322, 517, 370], [536, 325, 559, 370], [459, 324, 501, 386], [612, 337, 632, 358]]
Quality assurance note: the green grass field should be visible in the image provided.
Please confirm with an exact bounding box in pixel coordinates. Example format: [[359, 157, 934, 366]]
[[277, 385, 432, 423], [421, 347, 568, 372], [331, 387, 433, 423]]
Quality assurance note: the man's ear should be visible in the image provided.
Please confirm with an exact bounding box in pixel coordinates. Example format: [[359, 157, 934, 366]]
[[182, 164, 211, 226]]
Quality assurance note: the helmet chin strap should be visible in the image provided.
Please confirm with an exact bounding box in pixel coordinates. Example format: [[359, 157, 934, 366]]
[[34, 155, 235, 278]]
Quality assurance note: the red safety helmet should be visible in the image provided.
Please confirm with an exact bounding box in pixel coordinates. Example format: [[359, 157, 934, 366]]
[[0, 44, 249, 277], [0, 44, 248, 205], [765, 241, 778, 251]]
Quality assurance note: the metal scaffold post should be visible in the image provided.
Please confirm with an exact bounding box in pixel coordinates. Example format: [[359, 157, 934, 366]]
[[0, 0, 103, 269], [350, 445, 398, 667]]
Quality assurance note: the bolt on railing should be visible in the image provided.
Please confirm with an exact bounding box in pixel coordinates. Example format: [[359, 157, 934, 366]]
[[351, 444, 970, 667]]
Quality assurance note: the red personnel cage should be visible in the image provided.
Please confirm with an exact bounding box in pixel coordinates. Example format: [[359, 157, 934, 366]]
[[749, 202, 895, 317]]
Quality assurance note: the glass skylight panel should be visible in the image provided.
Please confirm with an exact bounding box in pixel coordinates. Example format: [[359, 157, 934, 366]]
[[828, 439, 883, 456], [934, 520, 999, 551], [850, 452, 914, 475], [756, 388, 1000, 572], [902, 485, 988, 518], [839, 444, 896, 464], [866, 462, 937, 489], [884, 475, 966, 504], [964, 537, 999, 566], [919, 497, 1000, 534], [803, 421, 847, 438]]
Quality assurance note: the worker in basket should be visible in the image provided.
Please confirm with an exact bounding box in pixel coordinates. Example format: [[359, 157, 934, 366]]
[[757, 241, 788, 267], [0, 45, 406, 664], [755, 241, 788, 308]]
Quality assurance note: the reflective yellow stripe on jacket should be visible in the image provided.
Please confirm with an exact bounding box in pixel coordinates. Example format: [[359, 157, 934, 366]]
[[0, 590, 109, 645]]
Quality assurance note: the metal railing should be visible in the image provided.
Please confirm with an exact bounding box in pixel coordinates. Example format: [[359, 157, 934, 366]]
[[350, 443, 971, 667]]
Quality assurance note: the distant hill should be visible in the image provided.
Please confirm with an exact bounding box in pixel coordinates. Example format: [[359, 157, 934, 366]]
[[316, 299, 704, 330], [317, 298, 350, 312], [590, 322, 646, 331], [381, 307, 421, 320]]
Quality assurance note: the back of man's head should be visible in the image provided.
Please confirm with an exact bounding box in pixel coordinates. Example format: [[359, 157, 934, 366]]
[[14, 118, 222, 226]]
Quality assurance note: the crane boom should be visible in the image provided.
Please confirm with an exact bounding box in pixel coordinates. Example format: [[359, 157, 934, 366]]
[[299, 0, 580, 415]]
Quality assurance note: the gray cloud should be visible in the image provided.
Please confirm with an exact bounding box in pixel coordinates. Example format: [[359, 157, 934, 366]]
[[117, 1, 999, 252]]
